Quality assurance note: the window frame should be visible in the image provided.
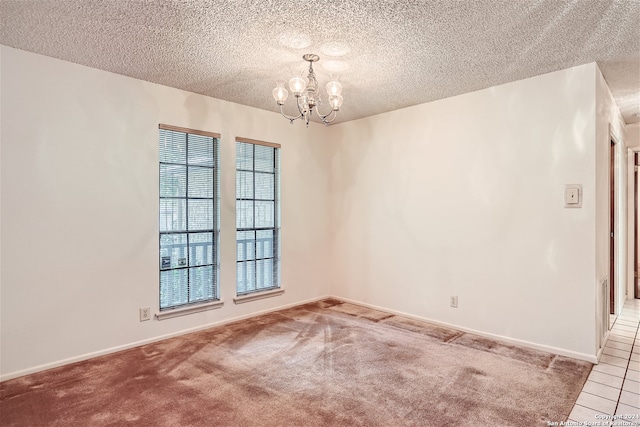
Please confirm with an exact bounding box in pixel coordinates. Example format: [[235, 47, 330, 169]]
[[234, 137, 282, 302], [158, 124, 222, 316]]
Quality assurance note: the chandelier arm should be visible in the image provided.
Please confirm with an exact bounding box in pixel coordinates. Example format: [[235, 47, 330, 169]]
[[323, 113, 338, 124], [320, 112, 338, 125], [279, 104, 303, 123], [317, 105, 339, 124], [317, 105, 337, 121]]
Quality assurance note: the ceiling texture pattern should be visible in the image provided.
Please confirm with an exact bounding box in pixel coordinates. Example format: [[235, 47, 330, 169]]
[[1, 0, 639, 125]]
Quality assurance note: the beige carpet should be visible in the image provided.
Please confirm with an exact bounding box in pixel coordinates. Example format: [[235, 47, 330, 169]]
[[0, 299, 591, 426]]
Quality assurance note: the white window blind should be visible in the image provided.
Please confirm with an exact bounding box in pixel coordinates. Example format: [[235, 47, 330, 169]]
[[159, 125, 220, 310], [236, 138, 281, 296]]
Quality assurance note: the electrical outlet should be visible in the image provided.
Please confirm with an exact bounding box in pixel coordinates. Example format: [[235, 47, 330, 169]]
[[140, 307, 151, 322], [450, 296, 458, 308]]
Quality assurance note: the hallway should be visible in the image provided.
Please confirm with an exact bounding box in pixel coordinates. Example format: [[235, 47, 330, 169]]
[[569, 299, 640, 422]]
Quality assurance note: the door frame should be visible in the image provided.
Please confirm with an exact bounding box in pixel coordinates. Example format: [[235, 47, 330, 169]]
[[610, 139, 616, 314], [633, 151, 640, 298]]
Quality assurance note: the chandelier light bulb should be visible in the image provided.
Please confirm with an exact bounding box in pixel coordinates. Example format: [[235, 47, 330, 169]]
[[289, 76, 306, 96], [329, 94, 343, 110], [326, 81, 342, 97], [272, 81, 289, 105]]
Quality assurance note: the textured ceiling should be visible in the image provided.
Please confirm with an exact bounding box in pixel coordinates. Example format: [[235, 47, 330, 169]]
[[1, 0, 639, 125]]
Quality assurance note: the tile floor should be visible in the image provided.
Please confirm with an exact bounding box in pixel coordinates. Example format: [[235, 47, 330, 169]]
[[568, 298, 640, 424]]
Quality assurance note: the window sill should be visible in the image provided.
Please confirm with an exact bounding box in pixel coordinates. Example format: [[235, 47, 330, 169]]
[[233, 288, 284, 304], [156, 300, 224, 321]]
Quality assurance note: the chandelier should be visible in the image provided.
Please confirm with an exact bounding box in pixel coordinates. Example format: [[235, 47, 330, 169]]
[[272, 54, 344, 127]]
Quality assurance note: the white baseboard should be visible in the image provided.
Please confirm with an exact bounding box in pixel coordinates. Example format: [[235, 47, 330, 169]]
[[333, 296, 599, 364], [0, 294, 330, 382]]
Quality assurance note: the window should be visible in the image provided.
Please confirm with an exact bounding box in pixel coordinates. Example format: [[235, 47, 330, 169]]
[[159, 125, 220, 310], [236, 137, 281, 296]]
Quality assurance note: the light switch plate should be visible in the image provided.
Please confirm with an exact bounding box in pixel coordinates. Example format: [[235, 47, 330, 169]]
[[564, 184, 582, 208]]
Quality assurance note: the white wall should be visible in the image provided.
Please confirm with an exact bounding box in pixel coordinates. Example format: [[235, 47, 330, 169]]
[[627, 124, 640, 149], [0, 46, 332, 379], [327, 64, 600, 360]]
